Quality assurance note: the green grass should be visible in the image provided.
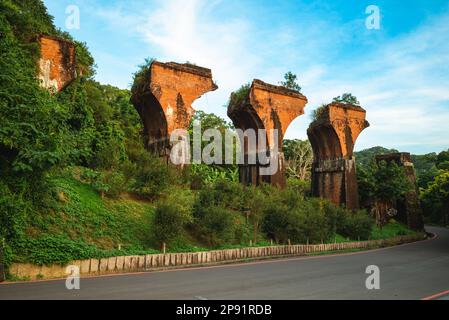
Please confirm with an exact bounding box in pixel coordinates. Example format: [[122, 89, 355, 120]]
[[370, 220, 417, 240], [11, 176, 160, 265]]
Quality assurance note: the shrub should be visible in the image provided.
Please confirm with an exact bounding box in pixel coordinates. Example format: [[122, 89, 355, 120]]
[[192, 179, 247, 246], [193, 179, 244, 216], [153, 203, 191, 247], [78, 168, 127, 199], [228, 83, 251, 108], [129, 152, 169, 199], [188, 164, 239, 189], [311, 104, 328, 121], [262, 197, 333, 244], [262, 201, 293, 243], [286, 178, 310, 197], [197, 206, 243, 246], [337, 210, 373, 240], [0, 182, 28, 266], [295, 199, 333, 244], [11, 235, 100, 265], [152, 187, 194, 246]]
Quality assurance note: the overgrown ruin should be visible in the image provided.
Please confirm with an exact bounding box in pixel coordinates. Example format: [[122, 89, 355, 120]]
[[227, 80, 308, 188], [38, 35, 77, 92], [131, 61, 217, 156], [376, 153, 424, 231], [307, 102, 369, 210]]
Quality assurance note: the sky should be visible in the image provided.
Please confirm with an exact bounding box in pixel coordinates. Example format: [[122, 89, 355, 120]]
[[43, 0, 449, 154]]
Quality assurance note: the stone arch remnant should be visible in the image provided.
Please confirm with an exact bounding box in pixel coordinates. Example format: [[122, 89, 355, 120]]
[[227, 79, 308, 188], [307, 102, 369, 210], [131, 61, 218, 156]]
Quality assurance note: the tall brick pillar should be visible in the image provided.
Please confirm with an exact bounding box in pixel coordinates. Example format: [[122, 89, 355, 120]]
[[131, 61, 217, 156], [307, 103, 369, 210], [227, 80, 308, 188], [376, 153, 425, 231], [38, 35, 77, 92]]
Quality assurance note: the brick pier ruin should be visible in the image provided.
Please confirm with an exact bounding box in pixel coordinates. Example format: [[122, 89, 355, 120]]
[[131, 61, 218, 156], [307, 102, 370, 210], [227, 80, 308, 188], [376, 153, 424, 231], [38, 35, 77, 92]]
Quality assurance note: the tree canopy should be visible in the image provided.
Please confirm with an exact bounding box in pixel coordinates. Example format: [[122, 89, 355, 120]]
[[280, 72, 301, 92]]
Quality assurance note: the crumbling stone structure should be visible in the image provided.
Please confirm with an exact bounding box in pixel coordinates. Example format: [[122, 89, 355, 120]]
[[38, 35, 77, 92], [376, 153, 424, 231], [307, 102, 369, 210], [131, 61, 217, 156], [227, 80, 308, 188]]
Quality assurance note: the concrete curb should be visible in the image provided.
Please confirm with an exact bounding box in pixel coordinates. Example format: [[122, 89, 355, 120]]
[[6, 233, 426, 281]]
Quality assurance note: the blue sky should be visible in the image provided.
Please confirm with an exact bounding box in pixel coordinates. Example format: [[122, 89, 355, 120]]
[[43, 0, 449, 154]]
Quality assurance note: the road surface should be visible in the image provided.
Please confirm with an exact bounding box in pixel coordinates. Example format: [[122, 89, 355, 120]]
[[1, 226, 448, 300]]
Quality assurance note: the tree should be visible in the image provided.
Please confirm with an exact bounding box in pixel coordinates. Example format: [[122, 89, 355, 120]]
[[436, 149, 449, 170], [333, 93, 360, 105], [283, 139, 313, 181], [245, 186, 270, 244], [420, 170, 449, 225], [357, 160, 412, 228], [280, 72, 301, 92], [310, 104, 328, 121]]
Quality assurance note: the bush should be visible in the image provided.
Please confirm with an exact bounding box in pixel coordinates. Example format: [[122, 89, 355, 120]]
[[263, 197, 334, 244], [11, 235, 100, 265], [337, 210, 373, 240], [293, 199, 336, 244], [196, 206, 244, 246], [188, 164, 239, 189], [286, 178, 310, 197], [262, 201, 294, 243], [129, 152, 169, 199], [78, 168, 127, 199], [193, 179, 244, 216], [228, 83, 251, 108], [152, 188, 194, 246], [192, 179, 247, 246], [262, 191, 373, 244], [0, 182, 28, 266]]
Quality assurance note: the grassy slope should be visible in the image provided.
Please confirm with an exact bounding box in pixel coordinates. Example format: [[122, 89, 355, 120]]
[[13, 177, 419, 266], [48, 177, 154, 250], [12, 176, 159, 265]]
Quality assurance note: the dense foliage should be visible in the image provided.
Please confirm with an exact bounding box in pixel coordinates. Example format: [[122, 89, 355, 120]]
[[355, 147, 449, 225]]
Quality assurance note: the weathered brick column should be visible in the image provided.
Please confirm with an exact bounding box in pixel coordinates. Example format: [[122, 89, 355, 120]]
[[376, 153, 424, 231], [38, 35, 77, 92], [131, 61, 217, 156], [227, 80, 308, 187], [307, 102, 369, 210]]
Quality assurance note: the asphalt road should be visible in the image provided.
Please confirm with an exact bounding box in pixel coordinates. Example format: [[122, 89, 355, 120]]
[[1, 226, 448, 300]]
